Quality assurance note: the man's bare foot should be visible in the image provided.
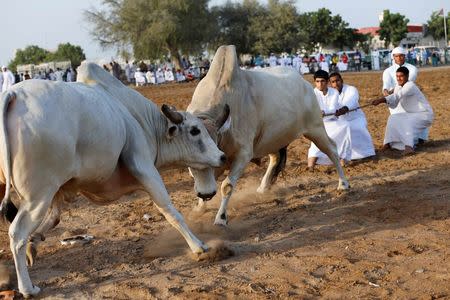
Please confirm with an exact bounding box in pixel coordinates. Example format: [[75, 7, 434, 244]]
[[381, 144, 391, 151], [403, 146, 414, 156]]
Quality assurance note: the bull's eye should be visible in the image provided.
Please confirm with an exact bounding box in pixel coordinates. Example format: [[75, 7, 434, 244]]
[[190, 126, 201, 136]]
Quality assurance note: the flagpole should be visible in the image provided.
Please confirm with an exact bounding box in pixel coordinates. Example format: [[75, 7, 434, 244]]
[[444, 8, 448, 46]]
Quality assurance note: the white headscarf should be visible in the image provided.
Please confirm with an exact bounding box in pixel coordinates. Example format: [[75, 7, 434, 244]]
[[391, 47, 407, 58]]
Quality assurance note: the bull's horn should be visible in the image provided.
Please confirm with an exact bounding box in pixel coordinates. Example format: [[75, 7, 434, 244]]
[[161, 104, 183, 124], [215, 104, 230, 128]]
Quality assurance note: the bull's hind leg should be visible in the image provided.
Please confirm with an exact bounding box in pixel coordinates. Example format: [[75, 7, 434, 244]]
[[257, 146, 287, 194], [9, 187, 57, 297], [304, 129, 350, 190], [26, 200, 62, 267]]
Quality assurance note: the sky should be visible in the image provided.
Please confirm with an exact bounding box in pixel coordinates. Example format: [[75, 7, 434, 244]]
[[2, 0, 449, 67]]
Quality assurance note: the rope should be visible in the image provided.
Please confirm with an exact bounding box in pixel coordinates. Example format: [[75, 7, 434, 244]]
[[323, 102, 373, 117]]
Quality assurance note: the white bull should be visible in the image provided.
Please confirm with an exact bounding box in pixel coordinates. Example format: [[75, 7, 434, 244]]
[[0, 62, 228, 297], [188, 45, 350, 226]]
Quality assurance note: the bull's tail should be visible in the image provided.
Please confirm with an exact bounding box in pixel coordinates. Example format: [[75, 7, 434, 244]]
[[0, 91, 18, 223]]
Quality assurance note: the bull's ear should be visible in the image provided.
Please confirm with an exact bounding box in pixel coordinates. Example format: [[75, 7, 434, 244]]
[[166, 124, 179, 139], [216, 104, 230, 129], [162, 104, 183, 124]]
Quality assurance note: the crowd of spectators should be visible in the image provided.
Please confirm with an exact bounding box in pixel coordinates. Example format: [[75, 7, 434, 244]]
[[102, 57, 211, 87], [242, 51, 365, 74], [1, 46, 447, 92]]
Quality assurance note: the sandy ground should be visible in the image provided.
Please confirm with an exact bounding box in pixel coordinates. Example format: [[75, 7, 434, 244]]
[[0, 67, 449, 299]]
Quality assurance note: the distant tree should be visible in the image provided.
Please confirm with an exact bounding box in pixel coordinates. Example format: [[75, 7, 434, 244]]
[[84, 0, 214, 69], [298, 8, 335, 52], [8, 45, 51, 72], [48, 43, 86, 69], [328, 14, 369, 50], [378, 10, 409, 48], [249, 0, 300, 55], [426, 10, 450, 41], [209, 0, 264, 55], [297, 8, 364, 52]]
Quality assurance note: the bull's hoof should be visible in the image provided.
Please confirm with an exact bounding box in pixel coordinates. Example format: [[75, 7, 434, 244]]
[[193, 240, 234, 262], [21, 285, 41, 298], [256, 186, 266, 194], [214, 212, 228, 227], [337, 180, 350, 190], [213, 218, 228, 227]]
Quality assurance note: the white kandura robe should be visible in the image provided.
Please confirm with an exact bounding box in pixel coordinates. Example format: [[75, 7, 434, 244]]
[[382, 62, 418, 114], [308, 87, 352, 165], [382, 62, 428, 141], [2, 70, 15, 92], [134, 71, 146, 86], [384, 81, 433, 150], [338, 84, 375, 159]]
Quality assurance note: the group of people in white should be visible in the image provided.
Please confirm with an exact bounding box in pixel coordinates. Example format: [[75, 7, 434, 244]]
[[133, 66, 198, 86], [122, 60, 205, 87], [31, 68, 76, 82], [307, 46, 434, 168], [257, 51, 353, 75], [1, 67, 77, 91]]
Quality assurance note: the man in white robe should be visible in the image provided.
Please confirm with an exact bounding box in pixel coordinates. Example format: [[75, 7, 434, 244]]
[[145, 70, 156, 84], [372, 66, 433, 155], [268, 53, 277, 67], [1, 66, 15, 92], [319, 60, 329, 73], [155, 68, 165, 84], [308, 70, 352, 168], [292, 54, 301, 73], [382, 47, 418, 112], [175, 69, 186, 82], [164, 68, 175, 82], [330, 72, 375, 160], [134, 68, 146, 86], [54, 68, 64, 82]]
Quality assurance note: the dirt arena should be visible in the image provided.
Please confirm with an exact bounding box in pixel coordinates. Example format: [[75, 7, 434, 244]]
[[1, 67, 449, 299]]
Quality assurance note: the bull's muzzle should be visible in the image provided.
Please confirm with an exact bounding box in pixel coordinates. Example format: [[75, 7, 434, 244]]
[[197, 191, 216, 201]]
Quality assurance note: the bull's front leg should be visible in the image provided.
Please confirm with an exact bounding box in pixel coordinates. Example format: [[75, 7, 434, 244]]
[[128, 161, 208, 254], [214, 151, 252, 226]]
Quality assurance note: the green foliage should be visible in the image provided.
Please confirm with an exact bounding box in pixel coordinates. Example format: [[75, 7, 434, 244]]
[[426, 11, 450, 41], [84, 0, 378, 62], [378, 10, 409, 48], [298, 8, 367, 52], [8, 45, 51, 72], [209, 0, 264, 55], [249, 0, 300, 55], [8, 43, 85, 72], [49, 43, 86, 69], [85, 0, 213, 68]]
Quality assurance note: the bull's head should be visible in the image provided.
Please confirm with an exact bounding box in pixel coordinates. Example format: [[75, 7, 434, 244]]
[[188, 104, 230, 200], [159, 104, 227, 170]]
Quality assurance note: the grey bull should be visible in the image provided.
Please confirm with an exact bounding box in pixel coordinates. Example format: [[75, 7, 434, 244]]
[[188, 45, 350, 226], [0, 62, 228, 297]]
